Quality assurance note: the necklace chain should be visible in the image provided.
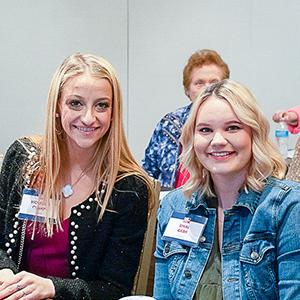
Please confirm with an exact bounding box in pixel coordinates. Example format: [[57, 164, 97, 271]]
[[71, 169, 87, 188]]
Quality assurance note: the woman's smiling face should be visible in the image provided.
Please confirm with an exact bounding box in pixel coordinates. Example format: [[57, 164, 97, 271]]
[[193, 96, 252, 181], [59, 73, 113, 154]]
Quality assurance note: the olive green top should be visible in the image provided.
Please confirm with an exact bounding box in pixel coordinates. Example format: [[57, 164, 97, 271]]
[[193, 202, 223, 300]]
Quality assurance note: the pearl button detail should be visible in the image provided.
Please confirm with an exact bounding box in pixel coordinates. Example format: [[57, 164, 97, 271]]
[[250, 251, 259, 260], [199, 236, 206, 242]]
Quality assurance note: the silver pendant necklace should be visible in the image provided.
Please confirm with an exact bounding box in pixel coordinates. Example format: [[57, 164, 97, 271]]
[[62, 168, 87, 198], [61, 184, 74, 198]]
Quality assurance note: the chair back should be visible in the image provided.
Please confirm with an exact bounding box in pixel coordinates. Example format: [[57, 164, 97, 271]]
[[133, 179, 161, 295], [286, 137, 300, 182]]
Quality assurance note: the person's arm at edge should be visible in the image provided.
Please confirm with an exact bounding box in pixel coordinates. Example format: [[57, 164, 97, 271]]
[[277, 186, 300, 299], [0, 140, 25, 273], [286, 106, 300, 134]]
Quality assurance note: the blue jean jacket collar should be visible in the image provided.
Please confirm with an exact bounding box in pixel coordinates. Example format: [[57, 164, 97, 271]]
[[186, 182, 269, 215], [186, 177, 293, 215]]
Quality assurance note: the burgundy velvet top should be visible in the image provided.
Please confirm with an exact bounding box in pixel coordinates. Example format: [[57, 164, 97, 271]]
[[23, 218, 70, 278]]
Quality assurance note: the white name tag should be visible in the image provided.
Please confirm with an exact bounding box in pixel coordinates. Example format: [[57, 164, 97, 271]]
[[18, 188, 53, 223], [162, 212, 208, 247]]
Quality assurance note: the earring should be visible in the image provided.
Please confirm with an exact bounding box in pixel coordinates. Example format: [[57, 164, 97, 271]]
[[55, 113, 60, 118]]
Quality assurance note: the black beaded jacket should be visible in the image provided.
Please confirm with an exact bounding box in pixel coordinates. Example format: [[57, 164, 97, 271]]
[[0, 137, 149, 300]]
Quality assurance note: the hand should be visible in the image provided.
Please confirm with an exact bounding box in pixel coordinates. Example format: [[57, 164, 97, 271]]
[[272, 110, 298, 126], [0, 269, 14, 285], [0, 271, 55, 300]]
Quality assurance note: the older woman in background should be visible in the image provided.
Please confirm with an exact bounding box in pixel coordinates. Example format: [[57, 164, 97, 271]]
[[142, 49, 230, 188]]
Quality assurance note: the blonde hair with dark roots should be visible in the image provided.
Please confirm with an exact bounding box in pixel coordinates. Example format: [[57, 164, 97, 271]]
[[181, 79, 286, 199], [31, 53, 154, 234]]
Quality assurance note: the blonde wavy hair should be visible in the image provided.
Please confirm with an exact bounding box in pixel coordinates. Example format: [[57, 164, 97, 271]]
[[30, 53, 154, 233], [181, 79, 286, 198]]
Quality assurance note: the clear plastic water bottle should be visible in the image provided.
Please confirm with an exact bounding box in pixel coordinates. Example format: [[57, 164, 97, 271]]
[[275, 121, 289, 158]]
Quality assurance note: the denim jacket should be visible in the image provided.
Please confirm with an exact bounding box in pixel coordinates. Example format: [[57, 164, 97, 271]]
[[154, 177, 300, 299], [142, 103, 192, 188]]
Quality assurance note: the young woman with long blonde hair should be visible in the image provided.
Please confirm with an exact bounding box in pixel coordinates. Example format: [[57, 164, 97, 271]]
[[0, 53, 154, 300]]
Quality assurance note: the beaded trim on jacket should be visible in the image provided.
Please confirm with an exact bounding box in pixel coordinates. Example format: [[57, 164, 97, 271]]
[[4, 138, 40, 270]]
